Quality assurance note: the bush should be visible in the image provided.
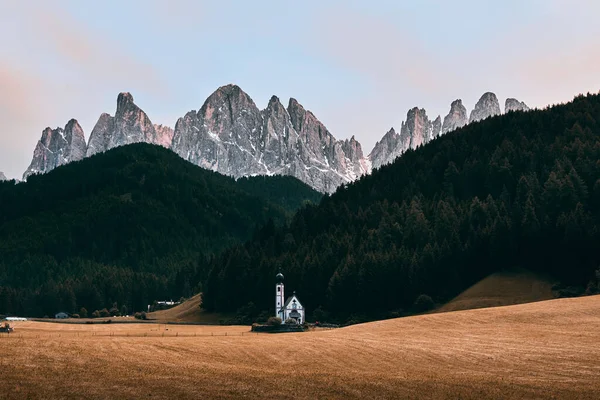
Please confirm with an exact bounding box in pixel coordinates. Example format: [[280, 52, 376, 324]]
[[71, 314, 80, 319], [79, 307, 88, 318], [235, 302, 258, 325], [140, 311, 147, 320], [414, 294, 435, 312], [120, 305, 128, 317], [91, 310, 100, 318], [99, 308, 110, 318], [266, 317, 282, 326], [134, 312, 142, 320], [311, 306, 329, 323], [255, 311, 271, 324], [284, 318, 297, 325]]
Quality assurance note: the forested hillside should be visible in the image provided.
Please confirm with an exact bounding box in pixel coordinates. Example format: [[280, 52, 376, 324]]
[[0, 143, 321, 317], [203, 93, 600, 322]]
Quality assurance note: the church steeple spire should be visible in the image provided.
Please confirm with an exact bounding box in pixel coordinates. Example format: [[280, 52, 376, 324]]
[[275, 271, 285, 320]]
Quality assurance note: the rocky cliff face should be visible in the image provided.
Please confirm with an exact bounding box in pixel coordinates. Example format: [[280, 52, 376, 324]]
[[369, 107, 437, 169], [22, 85, 531, 192], [442, 99, 468, 135], [469, 92, 501, 123], [0, 172, 6, 181], [23, 119, 86, 180], [368, 128, 400, 170], [87, 93, 163, 156], [171, 84, 370, 193], [431, 116, 442, 139], [505, 98, 530, 113], [153, 124, 175, 147]]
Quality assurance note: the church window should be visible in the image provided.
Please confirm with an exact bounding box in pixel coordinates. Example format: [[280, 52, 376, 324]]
[[277, 287, 281, 292]]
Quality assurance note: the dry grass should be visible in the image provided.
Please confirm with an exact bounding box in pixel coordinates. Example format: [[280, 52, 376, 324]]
[[438, 269, 556, 313], [146, 294, 228, 324], [1, 295, 599, 399]]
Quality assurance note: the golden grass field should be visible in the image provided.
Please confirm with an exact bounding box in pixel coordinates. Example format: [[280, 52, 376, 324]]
[[1, 295, 599, 399], [438, 269, 556, 313], [146, 293, 228, 323]]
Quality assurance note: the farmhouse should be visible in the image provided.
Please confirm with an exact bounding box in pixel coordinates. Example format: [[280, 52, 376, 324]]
[[275, 272, 305, 324]]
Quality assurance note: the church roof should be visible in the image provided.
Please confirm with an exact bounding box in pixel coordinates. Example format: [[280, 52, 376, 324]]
[[283, 292, 302, 308]]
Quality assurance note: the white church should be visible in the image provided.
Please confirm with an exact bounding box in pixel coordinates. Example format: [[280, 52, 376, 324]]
[[275, 271, 305, 324]]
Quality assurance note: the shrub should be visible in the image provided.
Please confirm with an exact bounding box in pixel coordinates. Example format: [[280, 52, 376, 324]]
[[140, 311, 147, 320], [71, 314, 80, 319], [99, 308, 110, 318], [266, 317, 282, 326], [311, 306, 330, 323], [134, 312, 142, 320], [79, 307, 88, 318], [255, 311, 271, 324], [414, 294, 435, 312], [91, 310, 100, 319], [120, 305, 128, 316], [284, 318, 297, 325]]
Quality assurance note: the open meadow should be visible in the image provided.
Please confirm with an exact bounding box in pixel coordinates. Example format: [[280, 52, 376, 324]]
[[1, 295, 599, 399]]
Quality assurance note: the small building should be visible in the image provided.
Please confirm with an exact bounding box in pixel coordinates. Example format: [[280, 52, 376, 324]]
[[275, 272, 305, 324], [55, 312, 69, 319]]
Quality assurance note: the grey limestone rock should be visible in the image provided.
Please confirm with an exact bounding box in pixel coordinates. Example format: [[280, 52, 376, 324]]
[[469, 92, 501, 123], [86, 92, 161, 156], [171, 84, 370, 193], [442, 99, 468, 134], [505, 98, 530, 113], [23, 119, 86, 180]]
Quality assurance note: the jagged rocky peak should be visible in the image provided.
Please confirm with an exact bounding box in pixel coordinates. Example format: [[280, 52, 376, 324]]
[[469, 92, 501, 123], [153, 124, 174, 148], [505, 98, 530, 113], [442, 99, 468, 134], [86, 113, 114, 157], [431, 116, 442, 139], [368, 127, 400, 170], [171, 84, 370, 193], [86, 92, 160, 157], [23, 119, 87, 180], [341, 135, 371, 180], [369, 106, 436, 170], [401, 107, 433, 149], [0, 172, 6, 181]]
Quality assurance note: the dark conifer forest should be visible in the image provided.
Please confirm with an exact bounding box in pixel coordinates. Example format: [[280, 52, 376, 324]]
[[203, 93, 600, 322], [0, 144, 321, 316]]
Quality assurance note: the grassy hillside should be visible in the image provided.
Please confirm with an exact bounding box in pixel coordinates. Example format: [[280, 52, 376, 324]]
[[437, 269, 556, 312], [3, 295, 600, 399], [203, 92, 600, 321], [0, 143, 321, 317]]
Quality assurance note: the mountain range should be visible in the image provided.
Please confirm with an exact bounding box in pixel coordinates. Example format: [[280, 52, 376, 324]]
[[21, 85, 529, 192]]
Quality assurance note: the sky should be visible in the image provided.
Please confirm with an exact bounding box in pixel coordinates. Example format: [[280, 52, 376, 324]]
[[1, 0, 599, 179]]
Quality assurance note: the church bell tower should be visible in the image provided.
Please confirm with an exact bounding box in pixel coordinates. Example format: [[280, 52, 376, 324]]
[[275, 271, 285, 319]]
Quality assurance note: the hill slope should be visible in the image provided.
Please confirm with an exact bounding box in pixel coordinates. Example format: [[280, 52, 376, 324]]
[[0, 143, 321, 317], [437, 269, 556, 313], [3, 295, 600, 399], [203, 92, 600, 321]]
